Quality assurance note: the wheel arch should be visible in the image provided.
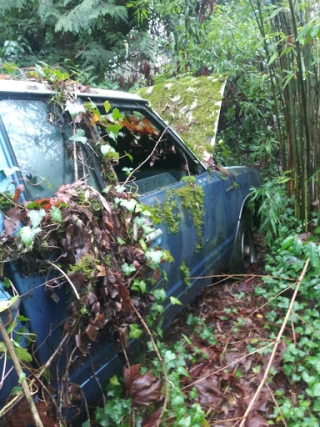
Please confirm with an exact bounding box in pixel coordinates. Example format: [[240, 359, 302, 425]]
[[228, 193, 258, 272]]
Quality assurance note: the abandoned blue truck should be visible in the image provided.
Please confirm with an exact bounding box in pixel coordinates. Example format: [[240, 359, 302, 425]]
[[0, 78, 261, 420]]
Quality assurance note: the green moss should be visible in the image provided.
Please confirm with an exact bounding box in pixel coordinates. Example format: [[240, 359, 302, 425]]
[[175, 182, 204, 250], [135, 75, 226, 163], [181, 176, 196, 184], [70, 254, 97, 278], [0, 192, 14, 212], [180, 262, 191, 287], [149, 182, 204, 250], [103, 166, 118, 184], [149, 192, 180, 234]]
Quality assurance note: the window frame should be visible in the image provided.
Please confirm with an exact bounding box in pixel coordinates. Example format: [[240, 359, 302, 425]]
[[95, 101, 206, 177]]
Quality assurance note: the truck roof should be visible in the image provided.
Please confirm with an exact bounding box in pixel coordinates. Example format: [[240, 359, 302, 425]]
[[0, 79, 147, 103]]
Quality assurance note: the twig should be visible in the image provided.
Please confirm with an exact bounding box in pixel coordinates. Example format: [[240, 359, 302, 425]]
[[210, 416, 243, 425], [131, 304, 169, 427], [81, 390, 91, 426], [191, 273, 296, 282], [295, 312, 320, 339], [123, 127, 168, 186], [238, 259, 309, 427], [182, 342, 274, 390], [90, 357, 107, 417], [291, 313, 297, 345], [122, 345, 131, 369], [0, 331, 71, 418], [37, 332, 70, 378], [47, 261, 80, 300], [73, 139, 79, 182], [265, 382, 288, 427], [247, 283, 296, 318], [0, 316, 43, 427]]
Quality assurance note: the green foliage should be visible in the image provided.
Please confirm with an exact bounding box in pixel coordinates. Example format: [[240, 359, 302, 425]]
[[95, 379, 131, 426], [249, 177, 297, 243], [0, 0, 152, 84], [53, 0, 128, 34], [180, 262, 191, 287], [255, 228, 320, 426], [92, 313, 215, 427], [186, 314, 216, 345], [0, 295, 33, 370], [50, 206, 63, 222]]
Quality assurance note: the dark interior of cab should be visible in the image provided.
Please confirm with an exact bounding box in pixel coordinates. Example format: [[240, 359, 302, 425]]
[[104, 109, 197, 194]]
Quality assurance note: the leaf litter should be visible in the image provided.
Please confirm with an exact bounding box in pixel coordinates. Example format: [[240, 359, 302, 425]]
[[162, 236, 297, 426]]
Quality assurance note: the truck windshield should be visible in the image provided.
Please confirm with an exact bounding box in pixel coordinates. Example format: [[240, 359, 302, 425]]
[[0, 99, 98, 199]]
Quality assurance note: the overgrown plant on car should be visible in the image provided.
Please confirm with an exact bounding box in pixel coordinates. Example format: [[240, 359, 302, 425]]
[[0, 64, 206, 426]]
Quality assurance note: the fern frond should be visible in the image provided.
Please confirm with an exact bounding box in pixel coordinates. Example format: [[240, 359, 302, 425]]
[[55, 0, 128, 34], [0, 0, 27, 11], [88, 4, 128, 23], [38, 1, 62, 25]]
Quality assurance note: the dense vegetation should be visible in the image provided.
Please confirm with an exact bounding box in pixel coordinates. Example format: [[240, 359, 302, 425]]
[[1, 0, 320, 426]]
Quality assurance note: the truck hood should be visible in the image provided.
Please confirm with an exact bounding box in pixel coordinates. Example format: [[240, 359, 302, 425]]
[[135, 75, 227, 167]]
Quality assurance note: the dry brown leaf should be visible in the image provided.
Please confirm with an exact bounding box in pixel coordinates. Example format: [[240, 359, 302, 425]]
[[124, 364, 162, 407], [9, 398, 58, 427], [142, 408, 162, 427]]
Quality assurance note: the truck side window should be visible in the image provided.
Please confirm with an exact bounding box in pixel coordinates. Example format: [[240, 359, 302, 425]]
[[0, 100, 98, 199]]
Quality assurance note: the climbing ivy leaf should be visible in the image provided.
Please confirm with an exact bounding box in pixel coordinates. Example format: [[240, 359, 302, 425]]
[[132, 280, 147, 293], [65, 101, 86, 118], [146, 250, 163, 264], [104, 100, 111, 113], [14, 346, 32, 362], [69, 129, 87, 144], [121, 263, 136, 276], [28, 209, 46, 228], [306, 242, 320, 269], [110, 375, 120, 386], [50, 206, 63, 222], [18, 226, 41, 248], [101, 144, 116, 156], [112, 108, 123, 121], [129, 324, 143, 339], [119, 199, 137, 212], [152, 288, 166, 302], [170, 296, 182, 305]]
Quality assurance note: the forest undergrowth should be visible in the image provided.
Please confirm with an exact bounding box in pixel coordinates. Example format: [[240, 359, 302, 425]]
[[92, 228, 320, 427], [137, 229, 320, 427]]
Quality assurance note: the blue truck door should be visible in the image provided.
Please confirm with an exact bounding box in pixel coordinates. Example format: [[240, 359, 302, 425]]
[[139, 168, 238, 321], [158, 170, 235, 315]]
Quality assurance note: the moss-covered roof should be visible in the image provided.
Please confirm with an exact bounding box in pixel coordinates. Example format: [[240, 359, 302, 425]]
[[135, 75, 226, 165]]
